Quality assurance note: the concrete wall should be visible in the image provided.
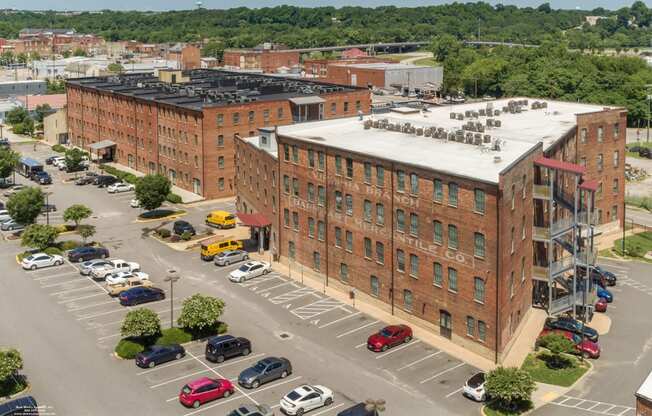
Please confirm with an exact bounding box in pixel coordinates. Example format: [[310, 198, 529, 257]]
[[43, 108, 67, 145], [384, 66, 443, 90], [0, 80, 46, 97]]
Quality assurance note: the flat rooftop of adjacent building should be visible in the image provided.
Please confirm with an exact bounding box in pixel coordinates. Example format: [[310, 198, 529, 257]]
[[275, 98, 618, 184], [333, 62, 440, 70], [243, 136, 279, 158], [67, 69, 361, 111]]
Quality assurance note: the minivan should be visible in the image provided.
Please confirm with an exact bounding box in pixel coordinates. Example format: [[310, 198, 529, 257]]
[[200, 237, 243, 261], [205, 210, 236, 229], [205, 335, 251, 363]]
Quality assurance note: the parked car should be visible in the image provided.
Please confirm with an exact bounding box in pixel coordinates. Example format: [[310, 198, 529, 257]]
[[640, 148, 652, 159], [0, 177, 13, 188], [106, 270, 149, 285], [200, 238, 243, 261], [367, 324, 413, 352], [95, 175, 119, 188], [226, 404, 274, 416], [0, 395, 38, 416], [21, 252, 64, 270], [462, 372, 487, 402], [107, 277, 153, 296], [173, 220, 196, 236], [90, 259, 140, 280], [119, 286, 165, 306], [0, 210, 11, 222], [179, 377, 235, 408], [205, 335, 251, 363], [51, 157, 65, 167], [228, 261, 271, 283], [65, 163, 88, 173], [79, 259, 112, 276], [40, 204, 57, 213], [45, 156, 59, 165], [214, 250, 249, 266], [33, 171, 52, 185], [205, 210, 236, 229], [595, 297, 608, 313], [544, 317, 598, 342], [130, 198, 140, 208], [75, 176, 95, 185], [135, 344, 185, 368], [1, 219, 25, 232], [593, 266, 617, 286], [335, 403, 375, 416], [3, 184, 25, 197], [597, 286, 613, 302], [238, 357, 292, 389], [68, 246, 110, 262], [107, 182, 135, 193], [280, 384, 334, 416], [537, 329, 600, 359]]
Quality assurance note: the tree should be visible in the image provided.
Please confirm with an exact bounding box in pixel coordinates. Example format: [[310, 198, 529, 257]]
[[177, 294, 225, 333], [4, 106, 28, 126], [77, 224, 96, 244], [201, 39, 225, 60], [107, 63, 124, 73], [33, 103, 53, 123], [0, 147, 20, 179], [64, 148, 85, 172], [135, 174, 171, 211], [6, 187, 44, 225], [485, 367, 536, 411], [537, 333, 576, 368], [120, 308, 161, 338], [73, 47, 87, 57], [63, 204, 93, 227], [20, 224, 59, 250], [0, 348, 23, 383]]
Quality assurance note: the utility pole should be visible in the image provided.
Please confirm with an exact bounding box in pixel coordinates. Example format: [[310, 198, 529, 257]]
[[164, 269, 181, 328]]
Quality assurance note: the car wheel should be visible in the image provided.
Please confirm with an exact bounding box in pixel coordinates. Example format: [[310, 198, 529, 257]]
[[280, 370, 288, 379], [216, 355, 225, 363], [296, 408, 304, 416], [223, 390, 231, 398], [582, 351, 590, 359], [324, 397, 333, 406], [381, 345, 389, 352], [241, 348, 250, 356], [404, 336, 412, 343], [30, 264, 37, 270], [225, 261, 230, 266], [479, 394, 486, 402], [157, 294, 164, 301], [263, 269, 269, 275], [192, 400, 200, 409], [55, 260, 62, 266], [175, 353, 182, 360], [251, 380, 260, 389], [148, 361, 155, 368], [101, 253, 107, 259]]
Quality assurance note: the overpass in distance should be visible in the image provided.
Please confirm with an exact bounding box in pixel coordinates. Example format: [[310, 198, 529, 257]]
[[283, 40, 539, 54]]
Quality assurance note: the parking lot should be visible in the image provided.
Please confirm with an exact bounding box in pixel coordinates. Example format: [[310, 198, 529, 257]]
[[1, 142, 482, 415]]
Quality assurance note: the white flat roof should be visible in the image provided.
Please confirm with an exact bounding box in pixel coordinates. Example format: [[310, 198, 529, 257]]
[[244, 136, 278, 158], [276, 98, 616, 184]]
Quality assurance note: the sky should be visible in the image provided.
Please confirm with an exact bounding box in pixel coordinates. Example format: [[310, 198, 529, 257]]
[[7, 0, 651, 12]]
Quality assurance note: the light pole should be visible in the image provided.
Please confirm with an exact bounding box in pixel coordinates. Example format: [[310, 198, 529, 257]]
[[164, 269, 180, 328], [365, 399, 386, 416], [44, 190, 52, 225]]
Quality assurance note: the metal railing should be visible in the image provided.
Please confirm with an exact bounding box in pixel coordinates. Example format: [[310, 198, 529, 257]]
[[550, 256, 574, 276], [550, 295, 573, 315]]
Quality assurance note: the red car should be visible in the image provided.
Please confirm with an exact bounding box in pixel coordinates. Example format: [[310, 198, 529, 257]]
[[367, 324, 413, 352], [595, 297, 608, 313], [179, 377, 235, 408], [538, 329, 600, 359]]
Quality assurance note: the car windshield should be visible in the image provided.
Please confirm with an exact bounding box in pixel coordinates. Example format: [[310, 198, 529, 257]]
[[312, 386, 323, 394], [468, 373, 485, 387], [286, 391, 301, 401], [25, 255, 34, 261], [182, 385, 192, 395], [238, 265, 250, 272], [217, 252, 226, 257], [252, 362, 266, 373], [380, 328, 393, 337], [571, 334, 582, 344]]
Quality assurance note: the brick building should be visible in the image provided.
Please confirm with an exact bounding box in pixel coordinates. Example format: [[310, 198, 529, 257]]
[[166, 44, 201, 70], [235, 98, 625, 362], [66, 69, 370, 199], [223, 43, 300, 74], [302, 57, 392, 79], [325, 62, 444, 91]]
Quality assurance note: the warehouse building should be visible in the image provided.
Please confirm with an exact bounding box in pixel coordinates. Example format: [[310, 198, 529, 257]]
[[66, 69, 370, 199], [235, 98, 625, 362], [325, 62, 444, 92]]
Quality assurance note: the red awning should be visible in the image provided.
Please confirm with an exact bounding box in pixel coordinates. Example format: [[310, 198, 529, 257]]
[[534, 157, 586, 175], [580, 179, 599, 192], [237, 212, 271, 227]]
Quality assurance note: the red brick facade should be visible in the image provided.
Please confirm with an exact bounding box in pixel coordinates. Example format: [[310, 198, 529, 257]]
[[223, 49, 300, 73]]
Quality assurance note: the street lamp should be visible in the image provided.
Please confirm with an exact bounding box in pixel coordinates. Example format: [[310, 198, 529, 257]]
[[164, 269, 181, 329], [44, 190, 52, 225], [364, 399, 386, 416]]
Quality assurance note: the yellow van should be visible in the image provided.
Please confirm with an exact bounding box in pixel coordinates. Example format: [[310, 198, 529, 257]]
[[200, 237, 243, 261], [205, 210, 236, 229]]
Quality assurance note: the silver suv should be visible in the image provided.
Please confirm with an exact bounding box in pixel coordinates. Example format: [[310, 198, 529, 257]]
[[215, 249, 248, 266]]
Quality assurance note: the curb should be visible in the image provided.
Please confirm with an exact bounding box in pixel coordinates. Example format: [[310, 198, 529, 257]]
[[0, 382, 30, 403], [14, 254, 20, 265]]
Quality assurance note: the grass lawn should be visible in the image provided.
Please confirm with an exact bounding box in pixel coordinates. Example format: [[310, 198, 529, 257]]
[[613, 231, 652, 259], [413, 57, 439, 66], [483, 400, 533, 416], [598, 248, 617, 259], [521, 352, 589, 387]]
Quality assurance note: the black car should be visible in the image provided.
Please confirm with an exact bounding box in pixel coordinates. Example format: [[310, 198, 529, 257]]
[[68, 246, 110, 262], [0, 138, 9, 148], [95, 175, 119, 187], [119, 287, 165, 306], [33, 171, 52, 185], [544, 317, 599, 342], [75, 176, 95, 185], [65, 164, 88, 173], [0, 395, 38, 416], [40, 204, 57, 213], [205, 335, 251, 363], [238, 357, 292, 389], [45, 156, 58, 165], [640, 148, 652, 159], [135, 344, 185, 368], [173, 220, 196, 236], [593, 266, 617, 286], [337, 403, 375, 416]]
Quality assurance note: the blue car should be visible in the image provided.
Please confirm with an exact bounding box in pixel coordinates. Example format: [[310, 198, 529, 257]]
[[119, 287, 165, 306], [597, 286, 613, 302], [0, 395, 38, 416], [135, 344, 185, 368]]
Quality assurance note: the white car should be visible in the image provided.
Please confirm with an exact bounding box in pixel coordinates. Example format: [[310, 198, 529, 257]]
[[280, 384, 334, 415], [90, 259, 140, 280], [462, 372, 486, 402], [21, 253, 64, 270], [107, 183, 135, 193], [105, 271, 149, 285], [228, 261, 271, 283], [52, 157, 66, 167], [130, 198, 140, 208], [0, 210, 11, 222]]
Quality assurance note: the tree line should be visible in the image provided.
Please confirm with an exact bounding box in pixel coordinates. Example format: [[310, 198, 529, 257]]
[[0, 2, 650, 49]]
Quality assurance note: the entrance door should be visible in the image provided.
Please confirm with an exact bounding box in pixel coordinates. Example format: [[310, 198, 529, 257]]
[[439, 310, 452, 339], [192, 178, 201, 195]]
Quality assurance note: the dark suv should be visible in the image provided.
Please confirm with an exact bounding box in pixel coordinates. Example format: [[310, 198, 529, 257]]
[[68, 246, 110, 262], [0, 395, 38, 416], [95, 175, 119, 187], [544, 317, 598, 342], [173, 220, 196, 236], [205, 335, 251, 363]]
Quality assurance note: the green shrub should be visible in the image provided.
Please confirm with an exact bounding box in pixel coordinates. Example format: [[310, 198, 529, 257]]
[[156, 228, 171, 238], [98, 165, 139, 184], [114, 339, 144, 359], [181, 231, 192, 241], [52, 144, 66, 153], [156, 327, 193, 346], [58, 240, 82, 251], [43, 247, 63, 256], [217, 322, 228, 334], [166, 193, 182, 204]]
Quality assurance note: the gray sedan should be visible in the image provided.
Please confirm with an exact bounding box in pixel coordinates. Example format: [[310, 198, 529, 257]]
[[238, 357, 292, 389], [214, 249, 249, 266], [79, 259, 112, 275]]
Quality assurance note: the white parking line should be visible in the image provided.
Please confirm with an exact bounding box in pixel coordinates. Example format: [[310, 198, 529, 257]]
[[397, 351, 442, 371], [375, 340, 421, 359], [41, 277, 89, 288], [148, 353, 266, 387], [49, 284, 98, 296], [86, 307, 181, 327], [33, 271, 78, 281], [241, 274, 285, 288], [256, 281, 296, 293], [419, 363, 465, 384], [270, 287, 318, 304], [445, 387, 464, 398], [291, 298, 348, 320], [312, 403, 345, 415], [336, 320, 379, 338], [319, 312, 361, 329], [355, 343, 366, 349], [68, 299, 118, 312], [76, 306, 129, 320], [58, 292, 107, 304]]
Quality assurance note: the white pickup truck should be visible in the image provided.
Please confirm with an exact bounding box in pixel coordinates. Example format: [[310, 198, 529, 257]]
[[90, 259, 140, 280]]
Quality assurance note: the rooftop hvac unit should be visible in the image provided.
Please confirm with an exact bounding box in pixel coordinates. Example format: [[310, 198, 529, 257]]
[[477, 124, 485, 133], [486, 102, 494, 111], [494, 120, 502, 127], [363, 120, 373, 129], [465, 110, 472, 118], [502, 106, 509, 113], [456, 113, 464, 121], [493, 138, 503, 151], [416, 128, 424, 136], [472, 111, 479, 118], [465, 132, 473, 143], [487, 119, 494, 127], [541, 102, 548, 108], [450, 112, 457, 119], [474, 134, 482, 145], [494, 109, 501, 116], [479, 108, 486, 116], [483, 134, 491, 143]]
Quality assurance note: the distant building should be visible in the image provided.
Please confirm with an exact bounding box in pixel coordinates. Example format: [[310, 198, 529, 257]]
[[325, 62, 444, 92], [585, 16, 607, 26], [201, 57, 220, 69], [302, 56, 393, 79], [43, 107, 68, 145], [341, 48, 368, 59], [223, 43, 300, 74], [17, 94, 67, 113], [167, 43, 201, 70], [637, 370, 652, 415], [0, 80, 46, 97]]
